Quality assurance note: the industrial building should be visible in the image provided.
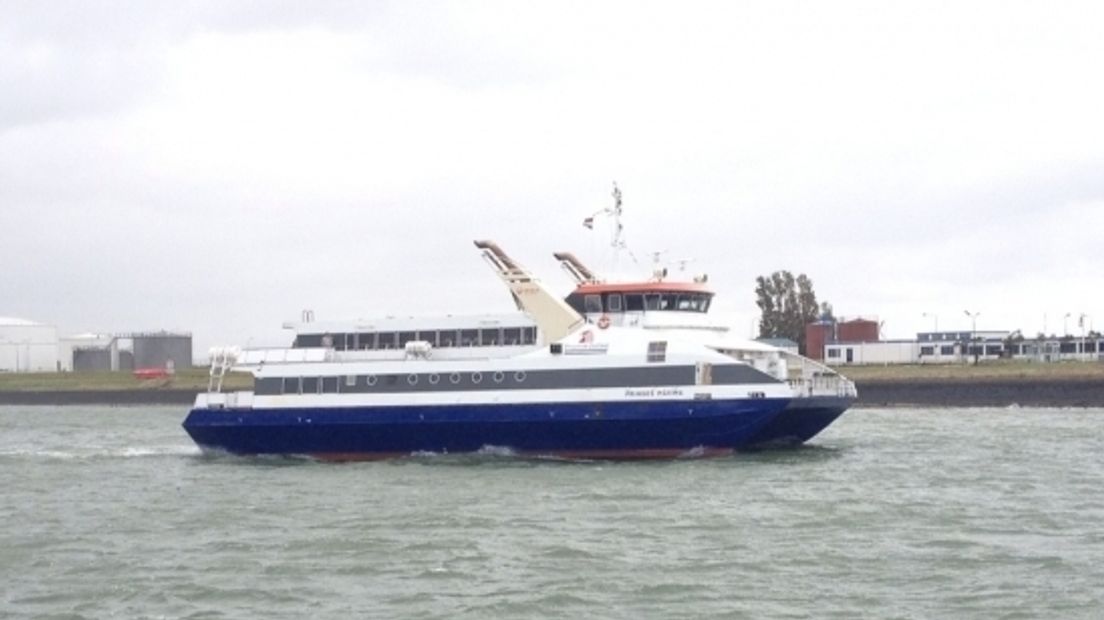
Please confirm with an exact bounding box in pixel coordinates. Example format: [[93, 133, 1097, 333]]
[[0, 317, 59, 372], [812, 320, 1104, 366], [0, 318, 193, 373], [67, 332, 193, 372]]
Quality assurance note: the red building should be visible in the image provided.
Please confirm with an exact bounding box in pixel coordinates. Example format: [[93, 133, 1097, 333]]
[[805, 318, 880, 361], [838, 319, 879, 343]]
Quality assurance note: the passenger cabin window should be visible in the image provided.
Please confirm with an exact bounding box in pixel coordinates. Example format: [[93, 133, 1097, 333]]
[[584, 294, 603, 313], [607, 294, 623, 313], [282, 377, 300, 394], [503, 327, 521, 345], [322, 377, 339, 393], [522, 327, 537, 345], [398, 331, 417, 348], [416, 331, 438, 346], [377, 332, 396, 350], [440, 330, 459, 347], [358, 333, 376, 350], [295, 334, 323, 348], [302, 377, 320, 394], [480, 328, 500, 346], [460, 329, 478, 347]]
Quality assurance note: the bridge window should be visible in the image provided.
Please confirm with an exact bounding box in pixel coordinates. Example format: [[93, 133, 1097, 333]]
[[607, 294, 623, 312], [584, 294, 602, 313], [625, 294, 644, 311]]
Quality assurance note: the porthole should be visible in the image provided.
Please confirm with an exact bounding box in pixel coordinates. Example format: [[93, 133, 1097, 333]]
[[514, 371, 527, 383], [429, 373, 440, 385], [449, 372, 461, 384], [493, 371, 505, 383], [407, 374, 418, 386], [366, 374, 378, 386], [471, 372, 483, 384]]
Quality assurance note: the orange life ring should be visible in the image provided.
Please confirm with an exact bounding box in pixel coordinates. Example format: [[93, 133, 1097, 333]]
[[597, 315, 611, 329]]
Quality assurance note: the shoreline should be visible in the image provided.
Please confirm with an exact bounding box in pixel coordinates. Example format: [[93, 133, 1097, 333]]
[[1, 378, 1101, 408]]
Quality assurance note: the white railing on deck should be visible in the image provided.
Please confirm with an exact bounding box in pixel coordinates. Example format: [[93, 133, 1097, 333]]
[[783, 352, 858, 398]]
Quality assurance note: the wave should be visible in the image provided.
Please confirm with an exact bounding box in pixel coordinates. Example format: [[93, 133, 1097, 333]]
[[0, 444, 201, 461]]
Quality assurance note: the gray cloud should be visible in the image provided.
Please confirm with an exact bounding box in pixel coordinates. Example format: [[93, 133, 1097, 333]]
[[2, 1, 1103, 352]]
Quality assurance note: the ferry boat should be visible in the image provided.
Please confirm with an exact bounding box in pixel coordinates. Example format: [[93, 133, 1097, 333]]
[[183, 326, 793, 460]]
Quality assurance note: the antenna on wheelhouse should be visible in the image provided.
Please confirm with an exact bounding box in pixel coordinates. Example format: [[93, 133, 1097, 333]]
[[583, 182, 637, 271]]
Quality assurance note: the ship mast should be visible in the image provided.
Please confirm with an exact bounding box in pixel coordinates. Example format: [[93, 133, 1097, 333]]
[[584, 182, 636, 271]]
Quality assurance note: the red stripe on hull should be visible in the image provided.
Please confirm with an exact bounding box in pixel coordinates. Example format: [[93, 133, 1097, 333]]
[[308, 447, 735, 462]]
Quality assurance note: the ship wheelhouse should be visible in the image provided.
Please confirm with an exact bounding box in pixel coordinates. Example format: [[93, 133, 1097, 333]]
[[563, 283, 714, 317]]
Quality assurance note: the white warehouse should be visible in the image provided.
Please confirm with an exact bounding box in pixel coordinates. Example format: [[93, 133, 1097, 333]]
[[0, 317, 60, 372]]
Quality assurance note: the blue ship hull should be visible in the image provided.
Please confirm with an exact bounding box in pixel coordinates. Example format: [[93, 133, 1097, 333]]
[[182, 397, 790, 460], [747, 395, 853, 448]]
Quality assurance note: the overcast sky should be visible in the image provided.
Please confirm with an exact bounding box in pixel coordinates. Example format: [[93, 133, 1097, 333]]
[[2, 1, 1102, 352]]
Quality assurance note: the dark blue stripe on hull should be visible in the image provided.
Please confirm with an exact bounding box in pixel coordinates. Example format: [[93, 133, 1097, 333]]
[[182, 398, 789, 459], [746, 395, 853, 447]]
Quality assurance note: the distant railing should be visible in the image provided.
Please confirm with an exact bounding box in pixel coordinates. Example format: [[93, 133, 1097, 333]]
[[784, 352, 858, 398]]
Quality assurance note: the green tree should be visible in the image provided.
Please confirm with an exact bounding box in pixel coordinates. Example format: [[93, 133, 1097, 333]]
[[755, 270, 823, 354]]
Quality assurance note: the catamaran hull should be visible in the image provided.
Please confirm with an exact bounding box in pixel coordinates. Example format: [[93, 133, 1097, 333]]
[[183, 398, 789, 460], [746, 395, 853, 447]]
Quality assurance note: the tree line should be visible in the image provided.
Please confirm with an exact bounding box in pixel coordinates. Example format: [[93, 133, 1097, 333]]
[[754, 270, 830, 355]]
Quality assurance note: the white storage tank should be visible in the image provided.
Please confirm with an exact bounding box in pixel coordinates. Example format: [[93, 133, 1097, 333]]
[[0, 317, 59, 372]]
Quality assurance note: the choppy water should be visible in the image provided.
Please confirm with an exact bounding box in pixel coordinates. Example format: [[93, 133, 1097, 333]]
[[1, 405, 1102, 619]]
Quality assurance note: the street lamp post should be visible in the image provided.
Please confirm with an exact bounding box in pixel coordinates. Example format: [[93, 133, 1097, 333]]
[[923, 312, 938, 334], [1080, 313, 1089, 361], [964, 310, 980, 364]]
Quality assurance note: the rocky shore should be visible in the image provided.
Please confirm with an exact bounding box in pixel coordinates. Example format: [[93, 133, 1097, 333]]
[[1, 378, 1101, 408]]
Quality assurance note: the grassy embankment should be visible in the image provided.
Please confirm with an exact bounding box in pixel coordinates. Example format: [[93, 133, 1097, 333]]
[[0, 368, 252, 392], [832, 359, 1104, 383]]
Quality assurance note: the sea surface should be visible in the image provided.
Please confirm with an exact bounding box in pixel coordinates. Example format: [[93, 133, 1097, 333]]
[[1, 405, 1102, 619]]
